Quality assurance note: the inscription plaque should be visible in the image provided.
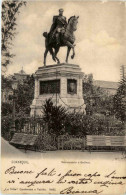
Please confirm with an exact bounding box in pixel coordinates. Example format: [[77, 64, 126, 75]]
[[40, 80, 60, 94]]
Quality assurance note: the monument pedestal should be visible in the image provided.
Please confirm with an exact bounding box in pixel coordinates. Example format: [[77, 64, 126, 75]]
[[30, 63, 86, 116]]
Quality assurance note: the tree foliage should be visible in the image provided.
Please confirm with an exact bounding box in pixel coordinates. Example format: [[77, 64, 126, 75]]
[[2, 102, 13, 116], [2, 75, 12, 89], [2, 1, 26, 69], [15, 75, 35, 115], [2, 75, 35, 116], [113, 78, 126, 122], [42, 99, 67, 136], [64, 113, 124, 136], [83, 74, 114, 115]]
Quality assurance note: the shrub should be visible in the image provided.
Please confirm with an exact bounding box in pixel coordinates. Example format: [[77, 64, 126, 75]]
[[64, 113, 124, 136], [1, 116, 13, 140], [36, 132, 57, 151], [42, 98, 67, 136]]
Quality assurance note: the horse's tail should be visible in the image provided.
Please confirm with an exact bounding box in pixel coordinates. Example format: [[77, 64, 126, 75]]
[[43, 32, 48, 38]]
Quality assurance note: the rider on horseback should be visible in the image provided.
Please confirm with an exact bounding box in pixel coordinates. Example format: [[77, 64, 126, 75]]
[[49, 8, 67, 45], [43, 12, 79, 66]]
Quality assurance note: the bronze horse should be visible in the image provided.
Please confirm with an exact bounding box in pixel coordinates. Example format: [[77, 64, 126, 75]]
[[43, 16, 79, 66]]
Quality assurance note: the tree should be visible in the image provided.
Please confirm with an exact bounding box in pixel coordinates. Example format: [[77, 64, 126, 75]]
[[2, 1, 26, 70], [83, 74, 111, 115], [1, 76, 13, 116], [2, 75, 12, 89], [15, 75, 35, 115], [113, 78, 126, 123], [42, 99, 67, 136], [1, 75, 34, 117], [2, 102, 13, 116]]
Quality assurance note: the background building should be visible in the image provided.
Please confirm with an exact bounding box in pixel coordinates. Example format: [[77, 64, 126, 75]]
[[14, 68, 29, 81], [93, 80, 118, 95], [2, 68, 29, 104], [8, 68, 29, 83]]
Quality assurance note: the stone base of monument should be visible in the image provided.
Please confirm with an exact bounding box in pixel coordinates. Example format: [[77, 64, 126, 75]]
[[30, 63, 86, 116]]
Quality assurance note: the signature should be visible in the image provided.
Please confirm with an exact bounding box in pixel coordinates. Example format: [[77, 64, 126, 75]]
[[60, 186, 103, 194]]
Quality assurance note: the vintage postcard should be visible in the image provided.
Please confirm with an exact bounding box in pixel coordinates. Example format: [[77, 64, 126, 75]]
[[1, 0, 126, 194]]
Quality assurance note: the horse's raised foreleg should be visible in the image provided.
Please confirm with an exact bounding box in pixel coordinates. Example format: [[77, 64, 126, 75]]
[[71, 46, 75, 59], [65, 41, 75, 63], [43, 48, 48, 66]]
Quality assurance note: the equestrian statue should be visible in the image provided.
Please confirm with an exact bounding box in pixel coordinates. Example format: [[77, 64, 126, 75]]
[[43, 8, 79, 66]]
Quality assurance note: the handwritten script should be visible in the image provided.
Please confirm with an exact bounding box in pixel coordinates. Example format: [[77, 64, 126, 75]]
[[3, 165, 126, 194]]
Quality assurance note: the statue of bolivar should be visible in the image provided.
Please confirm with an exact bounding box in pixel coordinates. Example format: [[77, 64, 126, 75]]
[[43, 9, 79, 65], [49, 8, 67, 45]]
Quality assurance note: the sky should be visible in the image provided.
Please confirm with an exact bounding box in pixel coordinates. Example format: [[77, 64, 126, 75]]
[[5, 1, 126, 82]]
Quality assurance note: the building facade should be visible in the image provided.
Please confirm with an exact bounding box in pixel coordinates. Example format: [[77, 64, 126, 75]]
[[93, 80, 118, 95]]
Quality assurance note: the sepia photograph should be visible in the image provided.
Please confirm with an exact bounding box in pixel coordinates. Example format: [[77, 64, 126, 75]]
[[1, 0, 126, 194]]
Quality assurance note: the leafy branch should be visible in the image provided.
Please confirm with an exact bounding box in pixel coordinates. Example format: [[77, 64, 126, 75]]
[[2, 1, 26, 69]]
